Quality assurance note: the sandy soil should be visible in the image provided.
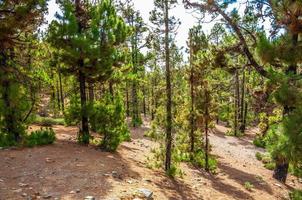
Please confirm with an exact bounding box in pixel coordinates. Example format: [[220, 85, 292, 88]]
[[0, 121, 301, 200]]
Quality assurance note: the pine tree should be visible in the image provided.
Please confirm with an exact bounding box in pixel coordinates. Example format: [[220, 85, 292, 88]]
[[0, 0, 48, 143], [48, 0, 128, 144]]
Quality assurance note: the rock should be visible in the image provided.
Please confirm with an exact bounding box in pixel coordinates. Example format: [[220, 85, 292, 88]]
[[43, 194, 52, 199], [0, 179, 3, 182], [127, 180, 133, 184], [69, 191, 76, 194], [45, 158, 54, 163], [76, 189, 80, 193], [299, 178, 302, 183], [21, 193, 27, 197], [137, 188, 153, 200], [84, 196, 95, 200], [274, 183, 282, 188], [13, 188, 22, 193], [112, 171, 121, 179], [144, 179, 152, 183], [18, 183, 29, 187]]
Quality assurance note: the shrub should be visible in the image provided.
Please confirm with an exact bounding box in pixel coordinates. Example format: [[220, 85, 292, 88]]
[[244, 181, 254, 191], [90, 94, 130, 151], [0, 131, 16, 147], [264, 162, 275, 170], [64, 94, 81, 126], [253, 136, 266, 148], [290, 189, 302, 200], [24, 128, 56, 147], [33, 116, 65, 126], [191, 150, 217, 173], [255, 152, 263, 161]]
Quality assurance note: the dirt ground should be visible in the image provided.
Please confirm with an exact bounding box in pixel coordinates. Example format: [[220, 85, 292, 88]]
[[0, 120, 301, 200]]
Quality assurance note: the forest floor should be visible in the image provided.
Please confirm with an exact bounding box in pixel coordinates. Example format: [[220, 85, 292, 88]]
[[0, 119, 301, 200]]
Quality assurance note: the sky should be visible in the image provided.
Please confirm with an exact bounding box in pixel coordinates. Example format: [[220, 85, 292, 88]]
[[44, 0, 268, 57], [44, 0, 215, 54]]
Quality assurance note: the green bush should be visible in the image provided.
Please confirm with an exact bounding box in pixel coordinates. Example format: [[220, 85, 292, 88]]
[[191, 150, 217, 173], [33, 116, 65, 126], [90, 94, 130, 151], [253, 136, 266, 148], [0, 131, 16, 147], [64, 94, 81, 126], [244, 181, 254, 191], [264, 162, 275, 170], [24, 128, 56, 147], [290, 189, 302, 200], [255, 152, 263, 161]]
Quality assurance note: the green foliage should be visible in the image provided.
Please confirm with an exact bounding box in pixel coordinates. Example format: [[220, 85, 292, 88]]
[[190, 150, 218, 173], [253, 136, 266, 148], [244, 181, 254, 191], [0, 131, 17, 147], [24, 128, 56, 147], [131, 116, 143, 128], [64, 94, 81, 126], [264, 162, 275, 170], [255, 152, 263, 161], [33, 116, 65, 126], [290, 189, 302, 200], [90, 94, 130, 151], [144, 122, 164, 141]]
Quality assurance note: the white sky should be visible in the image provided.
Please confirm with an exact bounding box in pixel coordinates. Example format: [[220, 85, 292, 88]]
[[44, 0, 213, 52], [44, 0, 269, 57]]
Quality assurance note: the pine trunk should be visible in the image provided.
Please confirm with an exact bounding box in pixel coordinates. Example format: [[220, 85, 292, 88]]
[[239, 68, 246, 133], [273, 34, 298, 183], [205, 89, 210, 172], [164, 0, 172, 172], [79, 68, 89, 144], [58, 68, 64, 112], [234, 69, 240, 136]]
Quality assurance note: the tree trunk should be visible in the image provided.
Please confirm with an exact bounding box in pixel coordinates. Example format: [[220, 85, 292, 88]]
[[88, 82, 94, 103], [131, 21, 141, 127], [143, 84, 146, 117], [273, 34, 298, 183], [151, 81, 155, 120], [164, 0, 172, 172], [58, 68, 64, 112], [273, 157, 289, 183], [126, 85, 130, 117], [204, 89, 210, 172], [239, 68, 246, 133], [189, 63, 195, 153], [234, 69, 240, 136], [79, 67, 89, 144], [56, 79, 61, 112], [109, 81, 114, 98]]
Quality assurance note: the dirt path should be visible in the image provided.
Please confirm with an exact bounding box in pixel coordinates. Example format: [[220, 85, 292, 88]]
[[0, 121, 301, 200]]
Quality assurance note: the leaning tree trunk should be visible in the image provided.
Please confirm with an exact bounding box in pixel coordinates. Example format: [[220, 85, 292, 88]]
[[164, 0, 172, 172]]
